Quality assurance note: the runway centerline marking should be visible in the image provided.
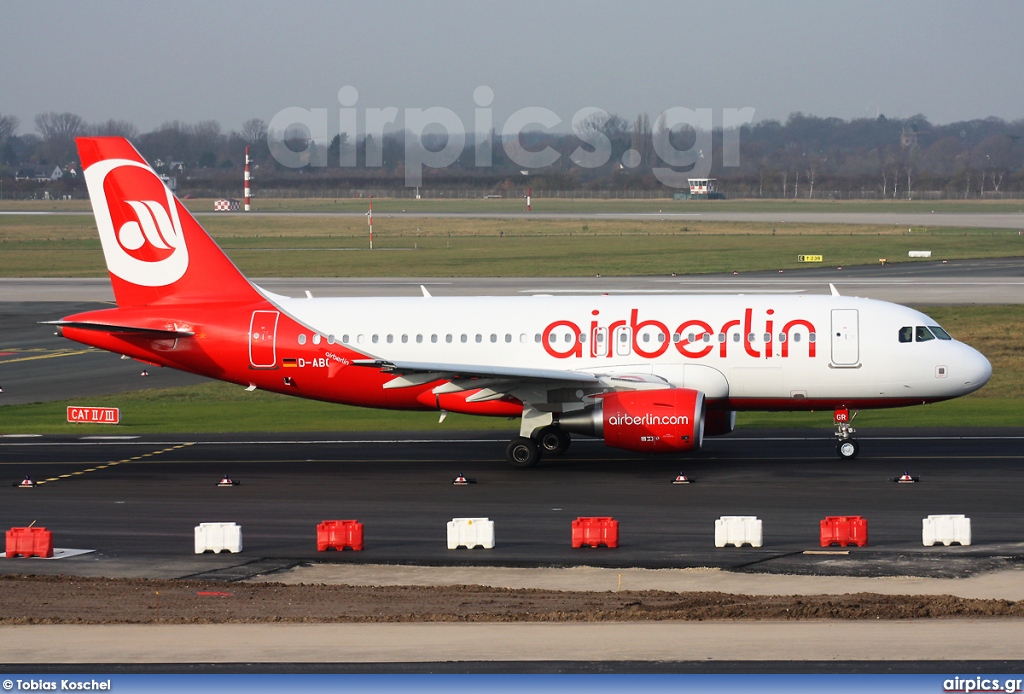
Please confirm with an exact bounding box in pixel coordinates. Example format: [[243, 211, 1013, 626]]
[[0, 348, 97, 364], [31, 443, 195, 486]]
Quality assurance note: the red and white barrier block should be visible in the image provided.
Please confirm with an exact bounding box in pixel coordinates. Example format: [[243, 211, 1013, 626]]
[[715, 516, 763, 548], [922, 514, 972, 547], [446, 517, 495, 549], [194, 522, 243, 554]]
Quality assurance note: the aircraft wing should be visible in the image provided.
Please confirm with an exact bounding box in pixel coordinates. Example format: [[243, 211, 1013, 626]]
[[351, 359, 601, 385], [351, 359, 672, 408]]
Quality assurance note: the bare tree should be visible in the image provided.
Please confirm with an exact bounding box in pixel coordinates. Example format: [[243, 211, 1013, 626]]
[[0, 114, 19, 143], [34, 111, 86, 163], [630, 113, 652, 168], [91, 119, 139, 139], [241, 118, 268, 146], [35, 112, 85, 142]]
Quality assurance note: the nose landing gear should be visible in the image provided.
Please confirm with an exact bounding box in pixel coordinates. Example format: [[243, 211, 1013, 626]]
[[834, 408, 859, 459]]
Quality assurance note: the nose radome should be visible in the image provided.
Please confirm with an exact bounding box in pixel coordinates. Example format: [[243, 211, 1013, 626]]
[[960, 344, 992, 394]]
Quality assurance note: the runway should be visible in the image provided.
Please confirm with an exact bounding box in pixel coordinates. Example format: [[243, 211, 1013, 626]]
[[6, 209, 1024, 229], [2, 430, 1023, 580], [2, 257, 1022, 304]]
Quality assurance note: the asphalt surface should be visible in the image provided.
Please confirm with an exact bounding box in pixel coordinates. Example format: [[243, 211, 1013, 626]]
[[2, 256, 1024, 303], [2, 429, 1023, 580], [6, 209, 1024, 229]]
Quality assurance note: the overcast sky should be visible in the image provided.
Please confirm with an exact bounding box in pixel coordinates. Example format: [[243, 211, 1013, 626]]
[[2, 0, 1022, 136]]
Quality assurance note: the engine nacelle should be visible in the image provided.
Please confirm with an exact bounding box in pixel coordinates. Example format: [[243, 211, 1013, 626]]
[[559, 388, 705, 453], [704, 409, 736, 437]]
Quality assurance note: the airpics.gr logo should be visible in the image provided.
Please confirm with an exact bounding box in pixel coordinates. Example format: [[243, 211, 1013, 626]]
[[83, 158, 189, 287]]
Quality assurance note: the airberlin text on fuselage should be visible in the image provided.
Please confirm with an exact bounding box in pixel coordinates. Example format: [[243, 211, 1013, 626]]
[[542, 308, 818, 360]]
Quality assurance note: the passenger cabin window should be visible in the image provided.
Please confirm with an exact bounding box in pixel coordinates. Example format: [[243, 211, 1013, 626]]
[[915, 326, 936, 342], [899, 326, 913, 343], [297, 334, 307, 345]]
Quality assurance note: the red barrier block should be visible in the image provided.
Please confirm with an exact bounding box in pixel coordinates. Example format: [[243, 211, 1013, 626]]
[[571, 517, 619, 548], [5, 527, 54, 558], [317, 520, 364, 551], [819, 515, 868, 547]]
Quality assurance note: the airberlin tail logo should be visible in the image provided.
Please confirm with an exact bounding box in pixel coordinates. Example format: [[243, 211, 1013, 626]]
[[84, 158, 189, 287]]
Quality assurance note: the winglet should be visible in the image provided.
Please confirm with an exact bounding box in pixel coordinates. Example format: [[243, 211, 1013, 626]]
[[829, 283, 841, 296], [421, 285, 432, 298]]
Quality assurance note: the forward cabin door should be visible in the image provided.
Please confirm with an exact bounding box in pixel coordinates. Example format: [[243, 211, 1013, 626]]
[[249, 310, 280, 369], [830, 309, 859, 366]]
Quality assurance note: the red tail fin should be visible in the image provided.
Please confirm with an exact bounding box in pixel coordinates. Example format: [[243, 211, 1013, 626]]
[[77, 137, 261, 307]]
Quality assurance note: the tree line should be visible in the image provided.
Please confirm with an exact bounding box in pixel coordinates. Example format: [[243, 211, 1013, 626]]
[[1, 110, 1022, 198]]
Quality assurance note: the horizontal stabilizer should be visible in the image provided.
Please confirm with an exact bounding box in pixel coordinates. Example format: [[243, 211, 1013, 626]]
[[41, 320, 195, 338]]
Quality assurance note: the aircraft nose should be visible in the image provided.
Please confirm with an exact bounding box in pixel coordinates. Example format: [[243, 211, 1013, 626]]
[[959, 343, 992, 394]]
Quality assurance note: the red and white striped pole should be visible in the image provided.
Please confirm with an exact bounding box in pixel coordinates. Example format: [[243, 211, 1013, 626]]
[[368, 197, 373, 250], [526, 187, 531, 212], [244, 146, 251, 212]]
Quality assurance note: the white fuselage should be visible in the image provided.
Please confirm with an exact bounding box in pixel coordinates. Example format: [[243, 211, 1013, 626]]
[[274, 292, 991, 409]]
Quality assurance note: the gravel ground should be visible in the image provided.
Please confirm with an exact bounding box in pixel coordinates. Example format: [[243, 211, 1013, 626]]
[[3, 574, 1023, 624]]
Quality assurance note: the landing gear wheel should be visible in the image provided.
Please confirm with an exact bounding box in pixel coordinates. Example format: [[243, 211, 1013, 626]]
[[535, 426, 571, 456], [836, 439, 860, 459], [507, 436, 542, 468]]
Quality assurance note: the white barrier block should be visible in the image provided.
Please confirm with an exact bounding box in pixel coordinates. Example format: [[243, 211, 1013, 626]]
[[194, 522, 243, 554], [922, 514, 971, 547], [714, 516, 763, 548], [446, 517, 495, 549], [909, 250, 932, 258]]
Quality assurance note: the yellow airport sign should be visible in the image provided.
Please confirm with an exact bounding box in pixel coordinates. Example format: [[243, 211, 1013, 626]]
[[797, 254, 823, 263]]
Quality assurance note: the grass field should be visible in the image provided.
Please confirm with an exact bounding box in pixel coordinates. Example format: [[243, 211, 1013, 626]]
[[1, 207, 1021, 277], [2, 305, 1020, 434]]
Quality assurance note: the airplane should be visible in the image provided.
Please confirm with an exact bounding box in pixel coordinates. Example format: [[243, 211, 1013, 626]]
[[52, 137, 992, 467]]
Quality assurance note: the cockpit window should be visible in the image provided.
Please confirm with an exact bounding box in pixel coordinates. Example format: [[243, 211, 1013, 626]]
[[898, 326, 913, 343], [930, 325, 953, 340], [915, 326, 936, 342]]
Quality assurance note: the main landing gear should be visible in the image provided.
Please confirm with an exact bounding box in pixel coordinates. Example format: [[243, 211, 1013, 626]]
[[834, 408, 859, 459], [506, 425, 571, 468]]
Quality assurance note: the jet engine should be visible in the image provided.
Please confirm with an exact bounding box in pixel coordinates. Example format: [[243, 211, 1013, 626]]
[[559, 388, 705, 453]]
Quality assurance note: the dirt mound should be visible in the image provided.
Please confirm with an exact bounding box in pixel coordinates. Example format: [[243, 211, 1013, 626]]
[[2, 574, 1023, 624]]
